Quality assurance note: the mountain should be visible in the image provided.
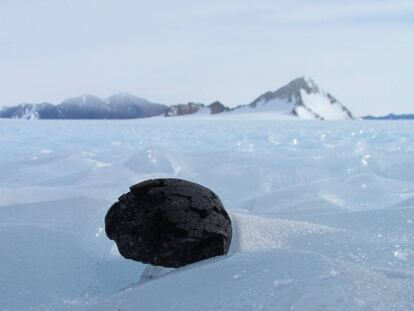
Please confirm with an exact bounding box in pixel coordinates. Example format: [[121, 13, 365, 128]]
[[165, 102, 204, 117], [208, 101, 230, 114], [58, 95, 110, 119], [0, 77, 355, 120], [232, 77, 355, 120], [165, 101, 229, 117], [105, 93, 167, 118], [164, 77, 354, 120], [0, 93, 167, 119], [0, 103, 58, 119], [363, 113, 414, 120]]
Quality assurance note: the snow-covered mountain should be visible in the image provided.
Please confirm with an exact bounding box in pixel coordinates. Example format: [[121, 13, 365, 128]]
[[0, 93, 167, 119], [233, 77, 355, 120]]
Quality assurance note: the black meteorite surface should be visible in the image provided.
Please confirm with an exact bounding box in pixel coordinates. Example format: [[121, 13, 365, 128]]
[[105, 178, 232, 268]]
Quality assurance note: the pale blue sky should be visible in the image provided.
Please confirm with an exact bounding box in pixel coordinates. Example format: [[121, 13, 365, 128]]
[[1, 0, 413, 115]]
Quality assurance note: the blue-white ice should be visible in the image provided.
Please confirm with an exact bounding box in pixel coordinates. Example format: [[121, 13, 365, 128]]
[[1, 118, 414, 310]]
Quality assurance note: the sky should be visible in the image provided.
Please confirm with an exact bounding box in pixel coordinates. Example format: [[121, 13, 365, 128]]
[[0, 0, 413, 116]]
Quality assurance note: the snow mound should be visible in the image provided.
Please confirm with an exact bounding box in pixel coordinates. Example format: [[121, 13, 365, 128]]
[[231, 214, 337, 252], [85, 249, 358, 311]]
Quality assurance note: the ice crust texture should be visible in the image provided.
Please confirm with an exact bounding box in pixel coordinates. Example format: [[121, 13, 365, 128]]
[[1, 118, 414, 310], [105, 178, 232, 268]]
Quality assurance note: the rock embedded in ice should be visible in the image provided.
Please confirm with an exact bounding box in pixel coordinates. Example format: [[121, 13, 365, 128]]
[[105, 178, 232, 268]]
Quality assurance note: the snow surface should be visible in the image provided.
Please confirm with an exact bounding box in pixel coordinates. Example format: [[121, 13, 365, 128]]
[[1, 118, 414, 310], [231, 97, 296, 115], [300, 90, 348, 120]]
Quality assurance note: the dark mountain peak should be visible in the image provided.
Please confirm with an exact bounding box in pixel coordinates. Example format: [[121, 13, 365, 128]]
[[249, 76, 319, 108], [165, 102, 205, 117], [208, 101, 230, 114], [289, 76, 318, 91]]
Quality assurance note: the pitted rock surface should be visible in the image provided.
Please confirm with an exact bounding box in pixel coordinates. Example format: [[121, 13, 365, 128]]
[[105, 178, 232, 268]]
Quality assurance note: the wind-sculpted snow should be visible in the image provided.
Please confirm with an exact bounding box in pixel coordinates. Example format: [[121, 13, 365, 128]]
[[0, 119, 414, 310]]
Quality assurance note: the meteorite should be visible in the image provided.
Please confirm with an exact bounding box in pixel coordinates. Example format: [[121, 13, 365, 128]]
[[105, 178, 232, 268]]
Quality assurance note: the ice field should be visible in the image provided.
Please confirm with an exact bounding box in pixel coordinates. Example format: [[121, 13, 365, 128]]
[[1, 118, 414, 310]]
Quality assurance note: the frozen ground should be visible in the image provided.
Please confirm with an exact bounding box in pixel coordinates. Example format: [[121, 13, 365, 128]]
[[1, 118, 414, 310]]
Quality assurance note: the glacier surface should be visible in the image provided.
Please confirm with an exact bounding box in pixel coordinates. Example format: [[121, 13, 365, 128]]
[[1, 118, 414, 310]]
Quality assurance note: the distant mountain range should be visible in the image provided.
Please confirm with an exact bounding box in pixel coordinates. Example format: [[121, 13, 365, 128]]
[[0, 93, 167, 119], [0, 77, 357, 120], [363, 113, 414, 120]]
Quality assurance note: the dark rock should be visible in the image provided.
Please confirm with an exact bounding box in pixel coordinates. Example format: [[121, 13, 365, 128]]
[[164, 102, 205, 117], [164, 101, 231, 117], [207, 101, 230, 114], [105, 178, 232, 268]]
